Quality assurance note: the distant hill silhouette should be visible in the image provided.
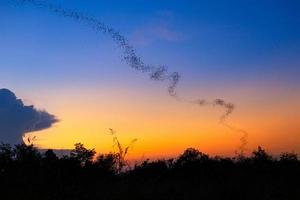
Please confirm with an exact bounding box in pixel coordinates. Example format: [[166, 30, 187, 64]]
[[0, 142, 299, 200]]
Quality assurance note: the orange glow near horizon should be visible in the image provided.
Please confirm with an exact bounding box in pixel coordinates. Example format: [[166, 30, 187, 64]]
[[22, 82, 300, 160]]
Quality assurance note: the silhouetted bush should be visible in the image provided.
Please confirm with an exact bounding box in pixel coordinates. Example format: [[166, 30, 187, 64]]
[[0, 142, 299, 200], [252, 146, 273, 163], [175, 147, 209, 167], [70, 143, 96, 166], [95, 153, 118, 174], [280, 152, 298, 163], [0, 143, 13, 167]]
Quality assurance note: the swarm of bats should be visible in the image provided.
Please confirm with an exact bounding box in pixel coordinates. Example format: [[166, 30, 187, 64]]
[[13, 0, 248, 155]]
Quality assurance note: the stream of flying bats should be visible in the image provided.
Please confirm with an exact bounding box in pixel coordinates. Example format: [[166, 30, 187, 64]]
[[14, 0, 248, 155]]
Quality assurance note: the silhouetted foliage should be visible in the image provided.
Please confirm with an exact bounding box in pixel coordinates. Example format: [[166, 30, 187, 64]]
[[0, 143, 13, 165], [252, 146, 273, 163], [280, 152, 298, 163], [70, 143, 96, 166], [176, 147, 209, 167], [109, 128, 137, 173], [0, 142, 299, 200], [95, 153, 118, 174], [14, 143, 41, 164], [43, 149, 58, 161]]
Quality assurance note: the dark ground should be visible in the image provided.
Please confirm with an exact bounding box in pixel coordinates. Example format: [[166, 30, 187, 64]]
[[0, 143, 299, 200]]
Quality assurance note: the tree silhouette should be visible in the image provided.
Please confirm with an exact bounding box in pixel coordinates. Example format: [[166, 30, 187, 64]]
[[176, 147, 209, 167], [0, 143, 13, 171], [0, 141, 299, 200], [280, 152, 298, 163], [44, 149, 58, 160], [252, 146, 273, 163], [95, 153, 118, 174], [14, 143, 41, 164], [70, 143, 96, 166]]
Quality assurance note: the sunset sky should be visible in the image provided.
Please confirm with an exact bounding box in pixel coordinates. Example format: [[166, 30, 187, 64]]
[[1, 0, 300, 159]]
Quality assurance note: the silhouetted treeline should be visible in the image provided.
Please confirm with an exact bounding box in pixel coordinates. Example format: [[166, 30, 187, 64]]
[[0, 143, 299, 200]]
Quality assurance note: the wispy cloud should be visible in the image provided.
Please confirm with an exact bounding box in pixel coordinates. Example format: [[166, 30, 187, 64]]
[[132, 25, 184, 45], [131, 11, 185, 46]]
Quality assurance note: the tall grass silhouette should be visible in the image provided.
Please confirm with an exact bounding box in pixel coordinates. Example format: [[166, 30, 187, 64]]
[[109, 128, 137, 172]]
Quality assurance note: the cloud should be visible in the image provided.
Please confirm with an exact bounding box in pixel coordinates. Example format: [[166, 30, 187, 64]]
[[0, 88, 58, 144], [132, 24, 184, 45], [131, 11, 185, 46]]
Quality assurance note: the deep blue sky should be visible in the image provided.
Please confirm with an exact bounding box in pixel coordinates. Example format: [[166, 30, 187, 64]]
[[1, 0, 300, 90]]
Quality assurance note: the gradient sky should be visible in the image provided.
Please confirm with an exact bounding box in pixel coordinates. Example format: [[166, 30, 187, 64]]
[[1, 0, 300, 159]]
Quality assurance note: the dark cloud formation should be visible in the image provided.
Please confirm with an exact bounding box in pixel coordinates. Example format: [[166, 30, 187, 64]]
[[0, 88, 58, 144], [13, 0, 248, 153]]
